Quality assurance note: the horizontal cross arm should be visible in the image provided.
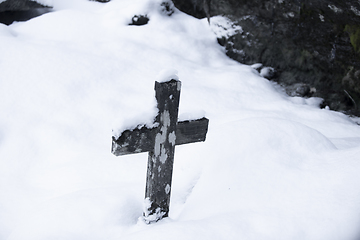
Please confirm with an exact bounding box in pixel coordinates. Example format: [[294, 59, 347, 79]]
[[175, 117, 209, 146], [111, 125, 156, 156], [111, 117, 209, 156]]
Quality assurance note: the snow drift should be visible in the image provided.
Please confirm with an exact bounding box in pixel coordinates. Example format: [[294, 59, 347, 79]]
[[1, 0, 360, 239]]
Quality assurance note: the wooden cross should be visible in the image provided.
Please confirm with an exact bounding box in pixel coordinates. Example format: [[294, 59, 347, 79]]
[[111, 79, 209, 223]]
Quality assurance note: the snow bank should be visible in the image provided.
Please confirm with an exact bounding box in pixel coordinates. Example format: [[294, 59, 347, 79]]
[[0, 23, 11, 36], [1, 0, 360, 239]]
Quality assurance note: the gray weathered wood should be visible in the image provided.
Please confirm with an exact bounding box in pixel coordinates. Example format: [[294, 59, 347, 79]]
[[143, 80, 180, 223], [111, 117, 209, 156], [111, 79, 209, 224]]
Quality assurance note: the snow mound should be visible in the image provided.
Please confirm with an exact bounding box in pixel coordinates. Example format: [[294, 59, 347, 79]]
[[156, 68, 179, 83], [1, 0, 360, 239]]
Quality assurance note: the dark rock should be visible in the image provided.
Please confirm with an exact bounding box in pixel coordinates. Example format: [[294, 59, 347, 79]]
[[129, 15, 149, 26], [128, 1, 175, 26], [0, 0, 51, 25], [0, 0, 49, 12], [172, 0, 360, 116], [0, 8, 51, 25], [171, 0, 209, 19]]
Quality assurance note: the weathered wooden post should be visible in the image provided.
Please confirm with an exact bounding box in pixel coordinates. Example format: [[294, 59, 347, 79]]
[[111, 78, 209, 223], [144, 80, 180, 222]]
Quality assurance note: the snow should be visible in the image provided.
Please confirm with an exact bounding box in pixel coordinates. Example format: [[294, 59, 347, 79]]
[[209, 16, 243, 39], [143, 198, 166, 224], [156, 68, 179, 83], [251, 63, 263, 70], [351, 6, 360, 16], [259, 66, 274, 78], [328, 4, 343, 13], [178, 110, 206, 121], [1, 0, 360, 239]]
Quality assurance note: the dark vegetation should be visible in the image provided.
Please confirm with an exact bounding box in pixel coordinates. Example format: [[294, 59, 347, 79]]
[[173, 0, 360, 116]]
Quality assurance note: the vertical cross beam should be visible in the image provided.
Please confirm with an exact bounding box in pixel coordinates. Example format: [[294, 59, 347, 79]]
[[111, 78, 209, 223], [143, 79, 181, 223]]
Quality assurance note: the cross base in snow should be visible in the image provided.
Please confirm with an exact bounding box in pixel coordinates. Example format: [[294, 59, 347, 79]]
[[111, 79, 209, 223]]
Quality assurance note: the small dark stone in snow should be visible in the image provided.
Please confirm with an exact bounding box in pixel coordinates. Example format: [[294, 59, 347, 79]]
[[129, 15, 149, 26]]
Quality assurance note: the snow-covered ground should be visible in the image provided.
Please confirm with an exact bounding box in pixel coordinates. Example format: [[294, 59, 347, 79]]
[[1, 0, 360, 239]]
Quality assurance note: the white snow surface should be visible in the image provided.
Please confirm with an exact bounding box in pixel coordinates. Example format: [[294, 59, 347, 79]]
[[1, 0, 360, 239], [156, 68, 180, 83]]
